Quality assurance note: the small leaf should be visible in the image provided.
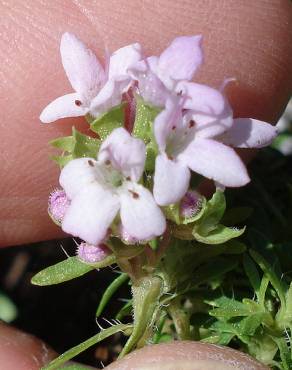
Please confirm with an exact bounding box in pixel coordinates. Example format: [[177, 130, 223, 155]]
[[250, 250, 287, 309], [243, 254, 261, 299], [50, 136, 75, 152], [42, 323, 133, 370], [31, 255, 116, 286], [272, 336, 292, 370], [116, 299, 133, 321], [50, 127, 101, 168], [90, 104, 125, 140], [72, 127, 100, 158], [96, 273, 129, 317], [193, 224, 245, 245], [196, 190, 226, 234], [132, 97, 160, 171]]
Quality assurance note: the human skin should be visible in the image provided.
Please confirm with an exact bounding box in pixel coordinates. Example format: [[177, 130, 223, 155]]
[[1, 0, 292, 247], [0, 0, 291, 368]]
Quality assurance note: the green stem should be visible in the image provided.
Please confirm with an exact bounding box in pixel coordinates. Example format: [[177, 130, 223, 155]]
[[119, 275, 163, 358], [168, 299, 191, 340]]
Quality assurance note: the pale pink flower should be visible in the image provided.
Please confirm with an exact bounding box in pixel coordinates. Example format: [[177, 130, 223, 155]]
[[130, 35, 203, 107], [48, 189, 70, 224], [59, 128, 166, 245], [153, 98, 277, 206], [77, 242, 110, 264], [40, 32, 142, 123]]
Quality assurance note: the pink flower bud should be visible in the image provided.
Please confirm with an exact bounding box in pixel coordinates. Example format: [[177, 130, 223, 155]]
[[77, 243, 110, 263], [180, 190, 202, 219], [48, 189, 70, 224]]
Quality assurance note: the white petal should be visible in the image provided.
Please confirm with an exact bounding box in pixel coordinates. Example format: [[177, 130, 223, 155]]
[[158, 35, 203, 90], [40, 93, 87, 123], [129, 60, 169, 107], [154, 97, 183, 151], [179, 138, 250, 187], [153, 154, 190, 206], [90, 79, 128, 117], [108, 43, 142, 79], [178, 82, 233, 138], [98, 128, 146, 182], [60, 32, 105, 97], [178, 82, 226, 114], [59, 157, 100, 199], [219, 118, 278, 148], [62, 183, 119, 245], [119, 182, 166, 240]]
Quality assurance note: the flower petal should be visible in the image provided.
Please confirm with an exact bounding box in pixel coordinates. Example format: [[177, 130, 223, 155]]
[[157, 35, 203, 90], [59, 157, 100, 199], [108, 43, 142, 79], [60, 32, 105, 97], [62, 183, 119, 245], [98, 128, 146, 182], [119, 182, 166, 240], [40, 93, 87, 123], [153, 153, 190, 206], [154, 98, 183, 151], [219, 118, 278, 148], [179, 138, 250, 187], [129, 60, 169, 107], [90, 79, 127, 117], [178, 82, 234, 138]]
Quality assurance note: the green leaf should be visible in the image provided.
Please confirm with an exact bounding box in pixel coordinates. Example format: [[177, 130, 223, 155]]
[[0, 292, 17, 323], [208, 296, 258, 319], [90, 104, 125, 140], [31, 255, 116, 286], [193, 224, 245, 245], [272, 336, 292, 370], [243, 254, 261, 299], [196, 190, 226, 234], [42, 323, 133, 370], [50, 136, 75, 151], [250, 250, 287, 310], [120, 276, 163, 357], [132, 97, 160, 171], [115, 299, 133, 321], [50, 127, 101, 168], [96, 273, 129, 317]]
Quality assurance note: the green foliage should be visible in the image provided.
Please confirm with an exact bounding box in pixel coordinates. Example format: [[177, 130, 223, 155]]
[[90, 103, 125, 140], [96, 273, 129, 317], [31, 255, 116, 286], [50, 127, 101, 167], [42, 323, 133, 370], [132, 97, 160, 171], [0, 292, 17, 323]]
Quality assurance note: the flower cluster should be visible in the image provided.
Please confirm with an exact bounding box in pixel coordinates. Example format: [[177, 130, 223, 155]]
[[43, 32, 277, 253]]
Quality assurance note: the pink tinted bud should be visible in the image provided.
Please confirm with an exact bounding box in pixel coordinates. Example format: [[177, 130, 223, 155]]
[[48, 189, 70, 224], [180, 190, 202, 219], [77, 243, 110, 263]]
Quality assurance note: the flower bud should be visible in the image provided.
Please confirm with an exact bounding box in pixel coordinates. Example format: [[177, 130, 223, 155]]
[[48, 189, 70, 224], [180, 190, 202, 219], [77, 243, 110, 263]]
